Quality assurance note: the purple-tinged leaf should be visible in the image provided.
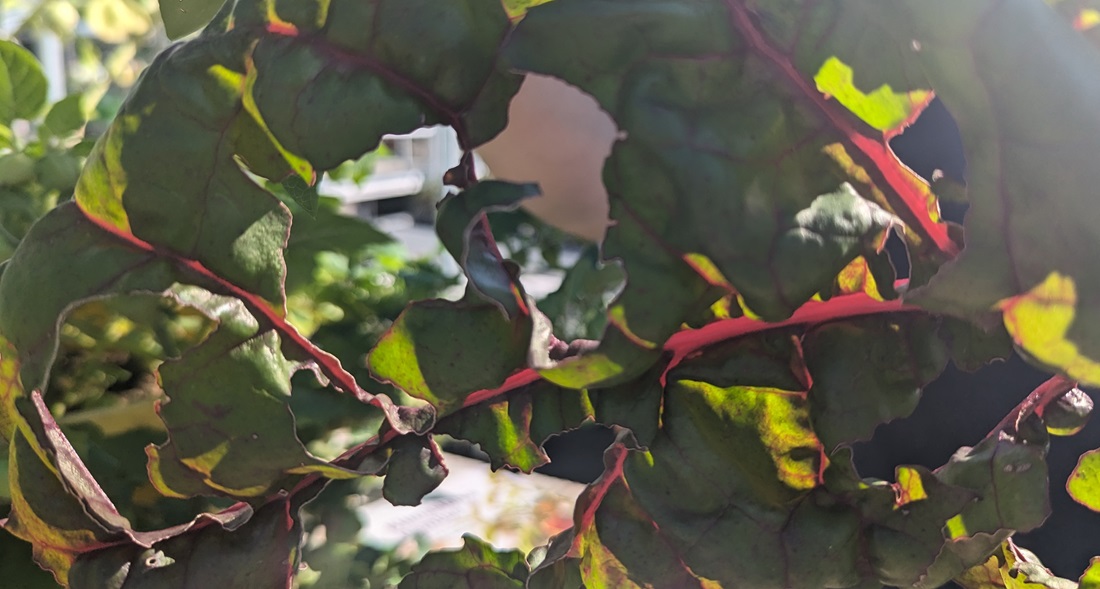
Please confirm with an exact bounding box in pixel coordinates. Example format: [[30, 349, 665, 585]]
[[508, 0, 944, 326], [531, 431, 972, 588], [68, 496, 303, 589], [436, 181, 540, 318], [3, 389, 298, 586]]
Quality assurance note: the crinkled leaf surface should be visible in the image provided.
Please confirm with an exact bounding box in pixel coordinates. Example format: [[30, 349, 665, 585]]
[[510, 301, 1025, 588], [4, 0, 1100, 586], [4, 393, 133, 584], [863, 0, 1100, 386], [249, 0, 521, 166], [148, 288, 360, 500], [530, 430, 970, 589], [399, 535, 527, 589], [506, 0, 946, 387], [75, 33, 295, 306], [2, 387, 299, 586], [67, 496, 304, 589], [0, 204, 178, 393], [436, 380, 595, 473]]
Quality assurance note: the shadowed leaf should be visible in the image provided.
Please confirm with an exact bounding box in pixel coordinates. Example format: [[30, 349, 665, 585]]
[[399, 535, 527, 588], [382, 435, 448, 507]]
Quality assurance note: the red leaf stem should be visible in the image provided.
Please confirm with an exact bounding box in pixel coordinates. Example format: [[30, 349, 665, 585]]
[[725, 1, 959, 258], [77, 206, 369, 402], [982, 374, 1079, 443]]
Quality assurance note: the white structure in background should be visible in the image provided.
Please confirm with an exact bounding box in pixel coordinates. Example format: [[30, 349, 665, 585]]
[[1, 7, 66, 100], [321, 126, 490, 214], [356, 452, 581, 552]]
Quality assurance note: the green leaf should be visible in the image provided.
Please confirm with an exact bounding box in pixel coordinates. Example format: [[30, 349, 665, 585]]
[[76, 35, 295, 305], [147, 288, 361, 500], [368, 297, 532, 415], [502, 0, 556, 19], [381, 435, 448, 507], [0, 153, 37, 187], [0, 41, 47, 125], [436, 380, 593, 472], [814, 56, 931, 132], [42, 91, 101, 138], [436, 359, 664, 473], [803, 315, 949, 450], [436, 181, 540, 318], [539, 246, 624, 342], [0, 204, 178, 393], [158, 0, 226, 40], [68, 497, 305, 588], [937, 428, 1051, 537], [531, 429, 971, 588], [954, 540, 1079, 589], [280, 174, 319, 216], [249, 0, 522, 169], [508, 0, 928, 336], [1068, 447, 1100, 512], [0, 529, 61, 588], [34, 152, 83, 194], [1081, 557, 1100, 589], [917, 421, 1053, 587], [399, 535, 528, 589], [869, 0, 1100, 386], [283, 196, 391, 292]]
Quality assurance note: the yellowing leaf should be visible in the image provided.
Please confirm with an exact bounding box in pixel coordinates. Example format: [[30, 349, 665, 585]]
[[815, 56, 932, 132], [1000, 272, 1100, 386]]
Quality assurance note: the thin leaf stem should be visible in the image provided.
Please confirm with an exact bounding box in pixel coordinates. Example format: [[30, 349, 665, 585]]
[[983, 374, 1078, 443]]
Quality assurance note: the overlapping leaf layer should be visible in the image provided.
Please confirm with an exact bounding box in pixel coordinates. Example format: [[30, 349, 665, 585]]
[[3, 0, 1100, 587]]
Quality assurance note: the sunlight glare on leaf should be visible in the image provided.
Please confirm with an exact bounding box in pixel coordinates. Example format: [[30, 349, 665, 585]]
[[1000, 272, 1100, 386], [814, 56, 932, 132]]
